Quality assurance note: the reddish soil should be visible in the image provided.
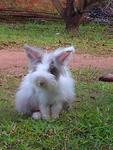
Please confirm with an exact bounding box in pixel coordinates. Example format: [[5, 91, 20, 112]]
[[0, 48, 113, 76]]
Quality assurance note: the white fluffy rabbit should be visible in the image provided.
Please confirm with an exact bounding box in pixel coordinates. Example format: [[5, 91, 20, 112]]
[[15, 45, 76, 119]]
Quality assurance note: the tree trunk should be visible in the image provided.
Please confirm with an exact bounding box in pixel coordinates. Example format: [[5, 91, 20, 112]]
[[51, 0, 103, 30], [63, 0, 82, 30]]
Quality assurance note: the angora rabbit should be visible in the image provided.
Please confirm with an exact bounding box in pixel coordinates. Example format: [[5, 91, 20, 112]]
[[15, 45, 75, 119]]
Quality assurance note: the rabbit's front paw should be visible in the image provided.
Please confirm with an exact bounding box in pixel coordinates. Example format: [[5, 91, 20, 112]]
[[32, 112, 41, 120], [40, 105, 50, 120], [51, 103, 62, 119], [51, 113, 59, 119], [42, 114, 50, 120]]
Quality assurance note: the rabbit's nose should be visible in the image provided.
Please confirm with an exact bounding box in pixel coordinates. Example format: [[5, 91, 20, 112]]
[[37, 77, 47, 87], [39, 81, 46, 87]]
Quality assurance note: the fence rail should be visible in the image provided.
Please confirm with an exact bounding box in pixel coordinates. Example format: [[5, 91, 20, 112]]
[[0, 0, 64, 22]]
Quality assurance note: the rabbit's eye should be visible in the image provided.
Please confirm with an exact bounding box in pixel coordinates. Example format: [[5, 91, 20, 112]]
[[49, 65, 59, 79]]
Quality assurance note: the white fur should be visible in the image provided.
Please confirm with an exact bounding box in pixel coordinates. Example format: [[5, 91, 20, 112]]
[[15, 46, 76, 119]]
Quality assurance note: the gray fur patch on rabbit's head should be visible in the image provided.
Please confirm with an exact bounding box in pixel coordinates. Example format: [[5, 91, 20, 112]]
[[24, 44, 75, 90]]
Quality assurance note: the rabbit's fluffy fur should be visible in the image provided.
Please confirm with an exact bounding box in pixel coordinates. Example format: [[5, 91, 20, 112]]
[[15, 45, 75, 119]]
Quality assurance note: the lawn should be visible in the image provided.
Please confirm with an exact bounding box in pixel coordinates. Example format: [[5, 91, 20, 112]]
[[0, 21, 113, 150], [0, 21, 113, 55], [0, 69, 113, 149]]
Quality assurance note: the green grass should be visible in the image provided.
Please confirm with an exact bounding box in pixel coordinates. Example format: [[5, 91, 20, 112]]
[[0, 21, 113, 55], [0, 68, 113, 150], [0, 21, 113, 149]]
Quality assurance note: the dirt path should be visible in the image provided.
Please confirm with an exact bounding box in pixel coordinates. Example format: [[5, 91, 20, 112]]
[[0, 48, 113, 75]]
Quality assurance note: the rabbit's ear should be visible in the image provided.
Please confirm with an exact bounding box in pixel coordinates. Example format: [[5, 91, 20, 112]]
[[24, 44, 43, 65], [56, 51, 71, 64], [55, 46, 75, 64]]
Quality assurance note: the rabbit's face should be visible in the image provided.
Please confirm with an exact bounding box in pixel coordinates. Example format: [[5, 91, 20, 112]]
[[37, 53, 61, 77], [24, 45, 75, 90], [31, 54, 60, 90]]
